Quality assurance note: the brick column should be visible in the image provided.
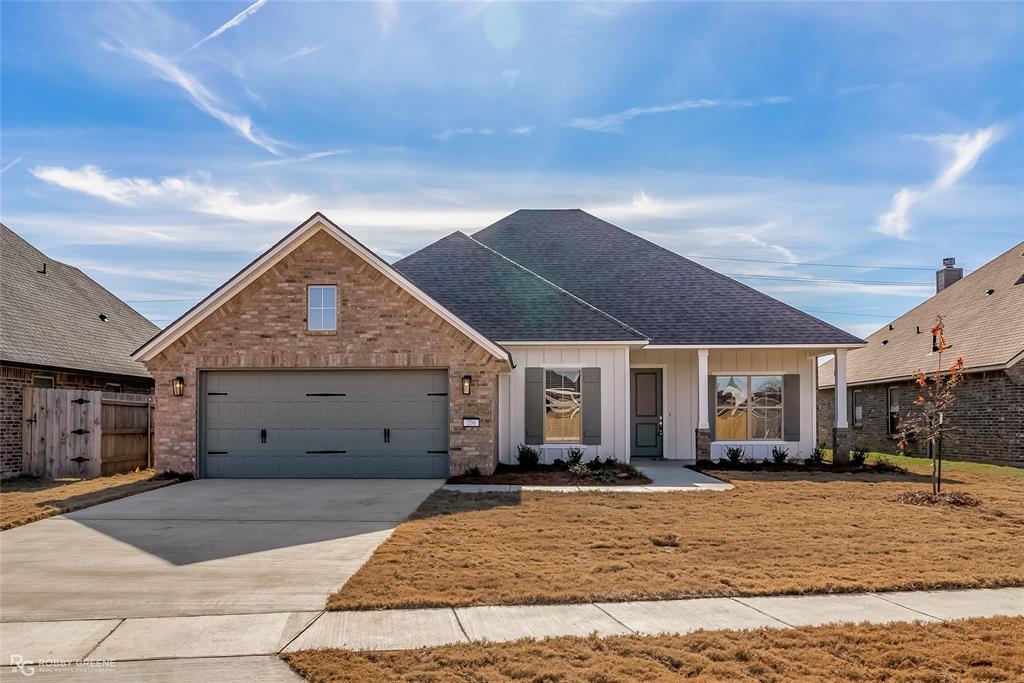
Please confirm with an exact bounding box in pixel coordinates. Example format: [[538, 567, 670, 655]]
[[696, 428, 711, 461], [832, 427, 850, 466]]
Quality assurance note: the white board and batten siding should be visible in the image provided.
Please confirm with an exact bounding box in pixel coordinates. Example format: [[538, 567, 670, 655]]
[[498, 345, 631, 464], [630, 347, 818, 461]]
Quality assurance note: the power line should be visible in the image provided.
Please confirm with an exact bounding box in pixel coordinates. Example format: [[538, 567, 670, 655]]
[[727, 273, 930, 286], [803, 308, 899, 319], [687, 254, 968, 272]]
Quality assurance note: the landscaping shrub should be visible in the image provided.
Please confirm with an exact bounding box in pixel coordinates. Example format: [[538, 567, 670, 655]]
[[464, 466, 481, 477], [595, 468, 619, 485], [516, 443, 540, 469], [771, 446, 789, 464], [566, 446, 584, 467], [807, 444, 825, 465], [851, 447, 868, 467], [586, 455, 604, 472], [724, 446, 745, 464]]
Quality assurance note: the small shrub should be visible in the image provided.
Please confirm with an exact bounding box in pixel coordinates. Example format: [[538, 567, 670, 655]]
[[566, 446, 584, 467], [586, 455, 604, 472], [463, 466, 481, 477], [724, 446, 745, 464], [568, 462, 589, 479], [770, 446, 789, 464], [872, 454, 904, 473], [851, 447, 868, 467], [650, 533, 681, 548], [516, 443, 540, 469], [551, 458, 566, 470], [694, 458, 715, 469], [806, 444, 825, 465], [595, 468, 619, 485]]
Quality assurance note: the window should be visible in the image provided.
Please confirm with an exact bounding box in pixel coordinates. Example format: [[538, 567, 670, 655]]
[[104, 383, 122, 392], [31, 375, 54, 388], [544, 369, 581, 443], [715, 375, 783, 440], [887, 386, 900, 434], [307, 285, 337, 331], [852, 390, 863, 428]]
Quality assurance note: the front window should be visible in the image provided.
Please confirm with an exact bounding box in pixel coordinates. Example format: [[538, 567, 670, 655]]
[[544, 369, 581, 443], [307, 285, 337, 331], [852, 389, 863, 428], [887, 386, 900, 434], [715, 375, 783, 440], [31, 375, 54, 388]]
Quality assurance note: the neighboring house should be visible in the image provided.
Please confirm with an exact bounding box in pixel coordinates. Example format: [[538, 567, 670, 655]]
[[1, 225, 159, 477], [133, 211, 864, 479], [817, 243, 1024, 466]]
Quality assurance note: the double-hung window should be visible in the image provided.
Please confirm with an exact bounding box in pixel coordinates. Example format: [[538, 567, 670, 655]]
[[887, 386, 900, 434], [852, 389, 864, 428], [715, 375, 783, 440], [544, 369, 582, 443], [307, 285, 337, 331]]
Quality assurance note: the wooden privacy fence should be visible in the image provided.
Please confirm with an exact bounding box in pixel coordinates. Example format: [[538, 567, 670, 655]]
[[22, 388, 153, 479]]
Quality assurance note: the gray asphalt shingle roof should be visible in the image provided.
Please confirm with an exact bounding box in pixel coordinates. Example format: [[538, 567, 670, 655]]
[[395, 231, 647, 342], [465, 209, 863, 345], [1, 224, 158, 378]]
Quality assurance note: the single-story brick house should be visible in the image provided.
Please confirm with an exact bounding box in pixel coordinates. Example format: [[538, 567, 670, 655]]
[[1, 225, 158, 478], [133, 211, 865, 478], [817, 242, 1024, 466]]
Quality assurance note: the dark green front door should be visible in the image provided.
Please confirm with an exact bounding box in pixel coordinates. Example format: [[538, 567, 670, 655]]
[[630, 368, 663, 457], [201, 370, 449, 478]]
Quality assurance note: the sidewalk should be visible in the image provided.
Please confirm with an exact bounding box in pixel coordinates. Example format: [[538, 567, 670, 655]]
[[443, 460, 733, 493], [3, 587, 1020, 671]]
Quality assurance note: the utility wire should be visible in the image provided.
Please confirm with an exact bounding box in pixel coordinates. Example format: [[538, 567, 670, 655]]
[[726, 273, 929, 286], [686, 254, 969, 272]]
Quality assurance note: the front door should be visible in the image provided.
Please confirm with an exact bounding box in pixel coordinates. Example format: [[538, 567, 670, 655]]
[[630, 368, 663, 457]]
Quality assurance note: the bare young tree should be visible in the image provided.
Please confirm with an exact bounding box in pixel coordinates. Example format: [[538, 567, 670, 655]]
[[896, 316, 966, 495]]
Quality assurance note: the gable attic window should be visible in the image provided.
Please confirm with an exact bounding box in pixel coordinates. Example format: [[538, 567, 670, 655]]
[[307, 285, 337, 331], [544, 369, 582, 443]]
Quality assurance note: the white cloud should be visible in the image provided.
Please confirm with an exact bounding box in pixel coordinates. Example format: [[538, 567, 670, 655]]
[[250, 149, 350, 167], [66, 258, 226, 286], [188, 0, 269, 52], [109, 44, 282, 155], [31, 164, 310, 222], [876, 125, 1004, 239], [280, 45, 324, 63], [509, 125, 534, 135], [1, 155, 23, 174], [501, 68, 520, 88], [376, 0, 398, 34], [566, 96, 793, 132]]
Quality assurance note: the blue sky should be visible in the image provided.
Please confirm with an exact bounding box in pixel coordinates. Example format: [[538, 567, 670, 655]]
[[2, 1, 1022, 338]]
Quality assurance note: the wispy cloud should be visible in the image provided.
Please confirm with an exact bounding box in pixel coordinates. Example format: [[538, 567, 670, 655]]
[[188, 0, 269, 52], [1, 156, 23, 174], [837, 83, 880, 96], [250, 149, 350, 167], [509, 125, 534, 135], [376, 0, 398, 34], [31, 164, 310, 221], [876, 125, 1004, 239], [566, 96, 792, 132], [280, 45, 324, 63], [108, 44, 282, 155], [433, 126, 529, 140]]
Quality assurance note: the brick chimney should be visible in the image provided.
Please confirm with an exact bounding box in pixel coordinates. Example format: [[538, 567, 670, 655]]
[[936, 257, 963, 293]]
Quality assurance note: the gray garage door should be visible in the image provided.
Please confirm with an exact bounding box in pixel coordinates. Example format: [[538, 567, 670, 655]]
[[201, 370, 449, 478]]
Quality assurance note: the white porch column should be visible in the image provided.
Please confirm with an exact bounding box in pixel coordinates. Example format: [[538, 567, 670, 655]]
[[697, 348, 710, 429], [834, 348, 848, 428]]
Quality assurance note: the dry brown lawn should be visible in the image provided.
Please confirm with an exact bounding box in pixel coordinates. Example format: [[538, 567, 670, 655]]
[[329, 456, 1024, 610], [1, 470, 176, 530], [285, 616, 1024, 682]]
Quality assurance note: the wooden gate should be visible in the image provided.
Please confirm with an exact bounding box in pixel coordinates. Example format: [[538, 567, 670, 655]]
[[22, 388, 153, 479]]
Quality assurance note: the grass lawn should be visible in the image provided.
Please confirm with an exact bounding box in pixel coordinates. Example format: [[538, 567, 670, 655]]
[[329, 454, 1024, 610], [1, 470, 176, 530], [284, 616, 1024, 682]]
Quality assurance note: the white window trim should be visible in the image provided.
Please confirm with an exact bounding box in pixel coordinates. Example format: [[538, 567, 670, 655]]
[[851, 389, 864, 428], [307, 284, 337, 331], [31, 374, 55, 388], [713, 373, 785, 441], [543, 367, 583, 445]]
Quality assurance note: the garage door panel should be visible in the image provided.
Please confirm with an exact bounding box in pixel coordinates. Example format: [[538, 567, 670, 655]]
[[202, 370, 449, 478]]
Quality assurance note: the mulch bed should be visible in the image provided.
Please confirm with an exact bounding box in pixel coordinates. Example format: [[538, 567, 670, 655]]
[[893, 490, 982, 507], [693, 459, 903, 474], [447, 462, 652, 486]]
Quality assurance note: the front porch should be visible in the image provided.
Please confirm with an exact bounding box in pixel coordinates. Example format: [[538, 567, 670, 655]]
[[629, 346, 852, 462]]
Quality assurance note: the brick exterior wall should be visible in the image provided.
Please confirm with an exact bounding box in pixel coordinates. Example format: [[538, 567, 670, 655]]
[[1, 363, 153, 477], [817, 363, 1024, 466], [142, 229, 508, 477]]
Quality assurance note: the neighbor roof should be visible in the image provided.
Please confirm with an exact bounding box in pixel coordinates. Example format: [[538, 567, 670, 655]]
[[1, 224, 158, 378], [466, 209, 863, 346], [395, 232, 647, 342], [820, 241, 1024, 387]]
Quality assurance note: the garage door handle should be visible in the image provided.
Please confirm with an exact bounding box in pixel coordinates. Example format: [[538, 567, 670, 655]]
[[260, 428, 267, 443]]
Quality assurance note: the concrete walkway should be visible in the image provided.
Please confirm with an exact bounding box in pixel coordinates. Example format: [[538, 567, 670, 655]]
[[4, 587, 1020, 673], [444, 460, 732, 493]]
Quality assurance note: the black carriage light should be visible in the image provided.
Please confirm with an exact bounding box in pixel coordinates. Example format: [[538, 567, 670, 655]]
[[461, 375, 472, 395], [172, 376, 186, 397]]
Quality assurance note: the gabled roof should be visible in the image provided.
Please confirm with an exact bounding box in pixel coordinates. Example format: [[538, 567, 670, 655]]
[[820, 241, 1024, 387], [471, 209, 864, 347], [395, 232, 648, 343], [131, 213, 511, 364], [1, 224, 158, 378]]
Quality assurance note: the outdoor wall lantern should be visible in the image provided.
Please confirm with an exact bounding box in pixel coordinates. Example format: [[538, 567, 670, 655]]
[[172, 376, 185, 397], [461, 375, 472, 395]]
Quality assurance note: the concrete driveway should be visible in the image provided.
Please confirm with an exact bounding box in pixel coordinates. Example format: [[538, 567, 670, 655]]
[[0, 479, 441, 622]]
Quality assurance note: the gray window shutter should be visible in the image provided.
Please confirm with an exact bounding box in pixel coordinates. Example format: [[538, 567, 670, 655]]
[[524, 368, 544, 445], [581, 367, 601, 445], [708, 376, 716, 441], [783, 374, 800, 442]]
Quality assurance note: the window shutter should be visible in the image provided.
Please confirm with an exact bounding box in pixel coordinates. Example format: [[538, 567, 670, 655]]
[[783, 374, 800, 442], [708, 376, 716, 441], [524, 368, 544, 445], [581, 367, 601, 445]]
